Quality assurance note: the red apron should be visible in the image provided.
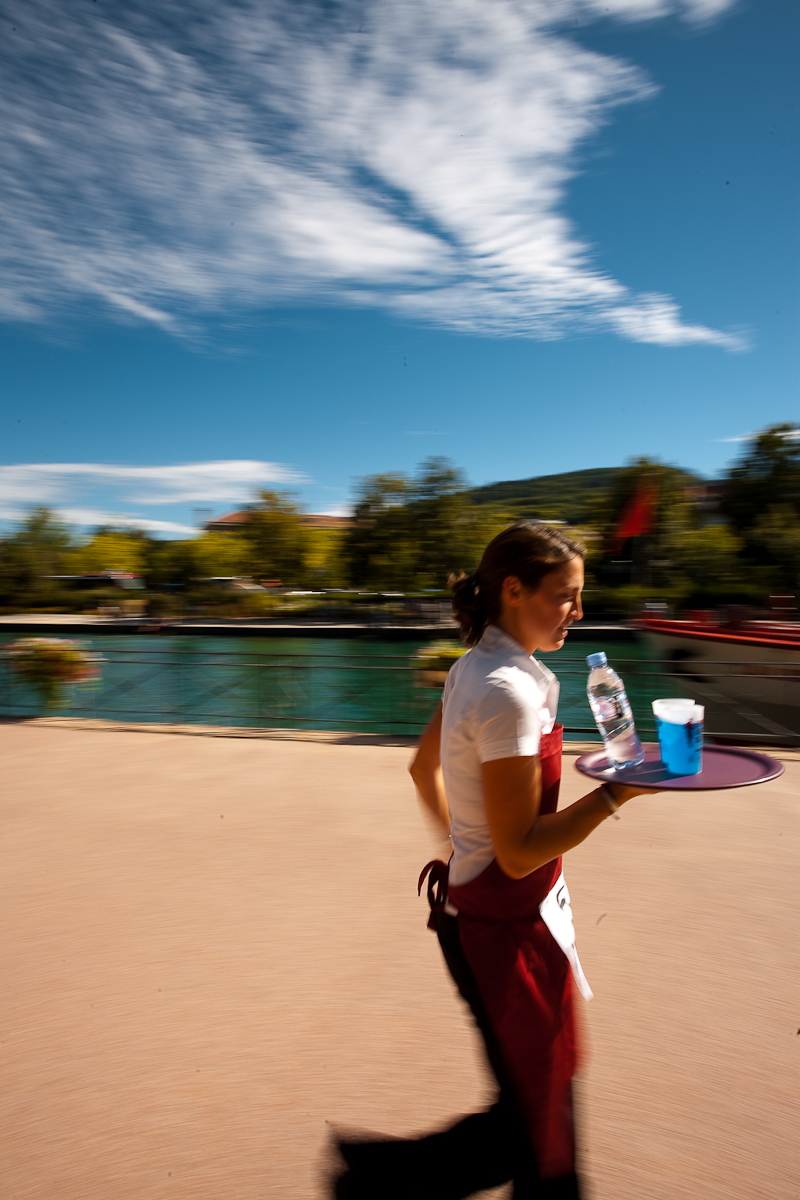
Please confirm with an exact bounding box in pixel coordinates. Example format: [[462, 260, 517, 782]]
[[419, 724, 579, 1180]]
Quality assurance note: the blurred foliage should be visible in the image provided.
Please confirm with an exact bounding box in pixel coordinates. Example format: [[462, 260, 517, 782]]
[[589, 428, 800, 608], [3, 435, 800, 616], [63, 530, 147, 576], [0, 508, 73, 609], [721, 424, 800, 533], [304, 527, 348, 589], [666, 523, 745, 589], [345, 471, 418, 591], [346, 457, 513, 591], [2, 636, 102, 708], [413, 640, 467, 689], [243, 490, 312, 584], [189, 532, 252, 579], [591, 459, 699, 548], [590, 460, 700, 606], [143, 537, 200, 592], [468, 466, 625, 524], [717, 427, 800, 594], [749, 504, 800, 592]]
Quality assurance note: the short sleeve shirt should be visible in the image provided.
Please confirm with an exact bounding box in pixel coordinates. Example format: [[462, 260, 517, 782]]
[[441, 624, 559, 887]]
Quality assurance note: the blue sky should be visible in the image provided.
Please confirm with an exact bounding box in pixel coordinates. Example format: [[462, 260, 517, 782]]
[[0, 0, 797, 535]]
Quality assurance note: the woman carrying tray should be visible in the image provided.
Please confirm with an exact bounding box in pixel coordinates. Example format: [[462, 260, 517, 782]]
[[334, 521, 657, 1199]]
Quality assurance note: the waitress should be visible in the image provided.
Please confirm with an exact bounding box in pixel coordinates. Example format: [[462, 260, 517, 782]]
[[334, 521, 654, 1200]]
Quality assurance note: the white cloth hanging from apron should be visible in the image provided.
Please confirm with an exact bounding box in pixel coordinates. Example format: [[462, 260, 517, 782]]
[[539, 871, 593, 1002]]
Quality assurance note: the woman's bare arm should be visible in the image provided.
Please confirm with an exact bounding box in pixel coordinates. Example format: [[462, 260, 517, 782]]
[[482, 755, 654, 879], [408, 704, 451, 837]]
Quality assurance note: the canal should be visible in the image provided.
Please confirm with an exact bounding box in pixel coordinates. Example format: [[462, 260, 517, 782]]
[[0, 632, 700, 739]]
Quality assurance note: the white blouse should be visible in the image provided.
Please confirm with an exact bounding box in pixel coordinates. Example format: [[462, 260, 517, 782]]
[[441, 624, 559, 887]]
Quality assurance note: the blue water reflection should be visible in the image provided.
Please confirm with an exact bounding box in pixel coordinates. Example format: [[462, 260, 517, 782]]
[[0, 634, 671, 736]]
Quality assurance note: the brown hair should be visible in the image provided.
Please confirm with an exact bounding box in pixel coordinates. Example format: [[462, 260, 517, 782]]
[[449, 521, 586, 647]]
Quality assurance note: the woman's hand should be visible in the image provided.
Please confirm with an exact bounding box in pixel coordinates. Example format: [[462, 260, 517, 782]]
[[605, 782, 661, 806]]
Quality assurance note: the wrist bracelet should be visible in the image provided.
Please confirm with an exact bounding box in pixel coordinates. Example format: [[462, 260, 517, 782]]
[[599, 785, 621, 820]]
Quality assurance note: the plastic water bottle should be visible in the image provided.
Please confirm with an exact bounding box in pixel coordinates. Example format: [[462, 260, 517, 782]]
[[586, 652, 644, 769]]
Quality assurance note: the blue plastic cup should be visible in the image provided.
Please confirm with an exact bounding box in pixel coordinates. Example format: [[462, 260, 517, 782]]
[[652, 700, 704, 776]]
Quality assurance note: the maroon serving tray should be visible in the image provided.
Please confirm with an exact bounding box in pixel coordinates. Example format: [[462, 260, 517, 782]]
[[574, 743, 784, 791]]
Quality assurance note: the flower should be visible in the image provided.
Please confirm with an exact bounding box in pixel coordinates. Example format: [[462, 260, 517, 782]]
[[2, 638, 104, 707], [413, 641, 465, 688]]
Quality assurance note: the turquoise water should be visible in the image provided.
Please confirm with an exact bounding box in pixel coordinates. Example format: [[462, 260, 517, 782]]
[[0, 634, 675, 736]]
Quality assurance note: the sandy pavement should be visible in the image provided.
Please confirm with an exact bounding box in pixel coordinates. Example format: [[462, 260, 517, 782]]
[[1, 722, 798, 1200]]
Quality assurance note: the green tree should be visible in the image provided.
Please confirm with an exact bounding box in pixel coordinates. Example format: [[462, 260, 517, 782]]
[[141, 537, 200, 592], [410, 458, 510, 589], [304, 527, 348, 589], [192, 532, 252, 580], [592, 460, 692, 587], [716, 425, 800, 596], [749, 504, 800, 591], [664, 522, 744, 587], [244, 490, 311, 585], [0, 508, 74, 608], [63, 530, 147, 576], [595, 459, 700, 547], [589, 458, 752, 609], [345, 459, 512, 591], [722, 424, 800, 532], [345, 472, 417, 590]]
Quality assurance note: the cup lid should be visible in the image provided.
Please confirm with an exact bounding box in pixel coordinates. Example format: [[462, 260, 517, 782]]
[[653, 699, 704, 723]]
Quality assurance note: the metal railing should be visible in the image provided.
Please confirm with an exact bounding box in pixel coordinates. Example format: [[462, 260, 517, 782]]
[[1, 647, 798, 743]]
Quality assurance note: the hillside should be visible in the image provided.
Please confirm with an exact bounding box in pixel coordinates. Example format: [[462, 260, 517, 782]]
[[468, 465, 702, 525]]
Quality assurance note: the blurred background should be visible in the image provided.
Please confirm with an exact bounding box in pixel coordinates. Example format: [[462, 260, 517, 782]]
[[2, 6, 799, 1199], [3, 428, 800, 744], [0, 0, 798, 743], [2, 429, 799, 616]]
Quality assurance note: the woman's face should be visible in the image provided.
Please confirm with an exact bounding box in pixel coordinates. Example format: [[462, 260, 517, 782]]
[[501, 557, 584, 654]]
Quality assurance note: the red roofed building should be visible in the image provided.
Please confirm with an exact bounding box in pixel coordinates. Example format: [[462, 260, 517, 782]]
[[204, 510, 251, 532], [204, 511, 352, 533]]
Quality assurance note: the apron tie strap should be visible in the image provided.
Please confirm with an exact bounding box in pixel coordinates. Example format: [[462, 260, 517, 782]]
[[418, 859, 450, 931]]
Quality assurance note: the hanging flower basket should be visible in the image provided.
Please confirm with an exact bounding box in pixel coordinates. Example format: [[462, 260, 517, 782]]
[[2, 638, 104, 709], [413, 641, 466, 689]]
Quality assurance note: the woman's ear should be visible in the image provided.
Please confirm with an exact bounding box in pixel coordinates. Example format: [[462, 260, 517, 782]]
[[501, 574, 524, 608]]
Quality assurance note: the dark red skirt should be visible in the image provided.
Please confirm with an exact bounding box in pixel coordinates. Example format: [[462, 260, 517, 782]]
[[429, 725, 580, 1179]]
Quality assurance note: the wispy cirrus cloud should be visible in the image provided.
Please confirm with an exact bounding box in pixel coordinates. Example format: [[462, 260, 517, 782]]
[[0, 460, 302, 528], [56, 509, 200, 536], [718, 428, 800, 443], [0, 0, 741, 347]]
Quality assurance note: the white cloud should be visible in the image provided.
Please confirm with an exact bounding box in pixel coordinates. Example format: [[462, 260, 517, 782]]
[[0, 0, 739, 347], [719, 428, 800, 444], [560, 0, 735, 20], [318, 504, 355, 519], [0, 460, 302, 526], [56, 508, 198, 535], [606, 296, 744, 349]]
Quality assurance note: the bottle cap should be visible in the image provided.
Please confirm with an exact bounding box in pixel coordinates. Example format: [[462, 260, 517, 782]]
[[586, 652, 607, 668]]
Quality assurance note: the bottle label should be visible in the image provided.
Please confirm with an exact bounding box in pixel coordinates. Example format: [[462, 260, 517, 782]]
[[594, 694, 631, 725]]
